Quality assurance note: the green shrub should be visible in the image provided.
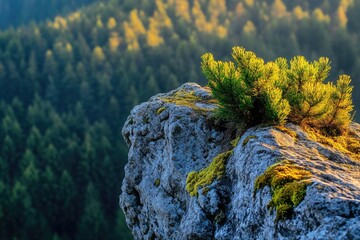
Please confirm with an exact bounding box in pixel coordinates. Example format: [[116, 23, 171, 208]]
[[201, 47, 353, 134]]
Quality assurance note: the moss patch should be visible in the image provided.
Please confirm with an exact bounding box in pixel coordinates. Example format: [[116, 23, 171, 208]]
[[156, 107, 166, 115], [242, 135, 258, 146], [202, 187, 210, 195], [274, 126, 297, 139], [254, 160, 311, 221], [303, 125, 360, 160], [161, 90, 217, 113], [143, 116, 150, 123], [231, 136, 241, 147], [186, 150, 233, 197], [154, 179, 160, 187]]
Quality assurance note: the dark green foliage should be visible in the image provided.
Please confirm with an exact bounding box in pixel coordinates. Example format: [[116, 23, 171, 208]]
[[0, 98, 131, 239], [202, 47, 353, 133], [77, 183, 107, 240]]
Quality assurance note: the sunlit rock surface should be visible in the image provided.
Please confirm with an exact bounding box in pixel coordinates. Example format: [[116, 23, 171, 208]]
[[120, 83, 360, 240]]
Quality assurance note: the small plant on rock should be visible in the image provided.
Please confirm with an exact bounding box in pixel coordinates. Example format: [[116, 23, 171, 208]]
[[201, 47, 353, 135]]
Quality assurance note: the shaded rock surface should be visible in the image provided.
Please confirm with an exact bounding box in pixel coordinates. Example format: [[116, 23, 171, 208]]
[[120, 83, 360, 240]]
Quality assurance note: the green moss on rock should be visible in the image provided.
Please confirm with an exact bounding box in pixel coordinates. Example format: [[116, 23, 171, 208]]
[[161, 90, 217, 113], [231, 136, 241, 147], [156, 107, 166, 115], [304, 125, 360, 160], [154, 179, 160, 187], [254, 160, 311, 221], [242, 135, 258, 146], [186, 150, 233, 197], [274, 125, 297, 139]]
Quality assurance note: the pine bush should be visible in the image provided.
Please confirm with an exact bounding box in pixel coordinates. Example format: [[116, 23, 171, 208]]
[[201, 47, 353, 134]]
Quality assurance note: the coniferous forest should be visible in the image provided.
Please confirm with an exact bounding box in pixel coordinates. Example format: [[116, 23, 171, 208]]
[[0, 0, 360, 239]]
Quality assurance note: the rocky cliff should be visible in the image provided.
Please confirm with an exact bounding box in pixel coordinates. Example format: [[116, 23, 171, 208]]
[[120, 83, 360, 240]]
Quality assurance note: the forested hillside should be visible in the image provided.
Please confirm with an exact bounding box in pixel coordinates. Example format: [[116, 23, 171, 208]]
[[0, 0, 360, 239], [0, 0, 100, 29]]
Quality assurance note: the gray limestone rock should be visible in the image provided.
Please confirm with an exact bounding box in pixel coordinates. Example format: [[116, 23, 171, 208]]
[[120, 83, 360, 240]]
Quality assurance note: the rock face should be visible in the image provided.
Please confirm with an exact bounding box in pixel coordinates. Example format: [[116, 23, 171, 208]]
[[120, 83, 360, 240]]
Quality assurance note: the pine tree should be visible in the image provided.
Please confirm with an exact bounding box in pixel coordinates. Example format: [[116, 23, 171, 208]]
[[336, 6, 348, 28], [114, 209, 133, 240], [57, 170, 76, 235], [109, 32, 121, 52], [0, 180, 8, 236], [129, 10, 146, 35], [243, 20, 256, 34], [27, 51, 38, 83], [92, 46, 106, 64], [124, 21, 140, 50], [175, 0, 191, 21], [293, 6, 309, 20], [19, 149, 36, 173], [43, 50, 58, 78], [77, 183, 107, 240], [146, 18, 164, 47], [2, 136, 16, 181], [272, 0, 287, 18], [107, 17, 117, 29], [9, 181, 36, 239]]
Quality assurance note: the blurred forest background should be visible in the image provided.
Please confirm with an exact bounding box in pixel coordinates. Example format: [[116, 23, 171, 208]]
[[0, 0, 359, 239]]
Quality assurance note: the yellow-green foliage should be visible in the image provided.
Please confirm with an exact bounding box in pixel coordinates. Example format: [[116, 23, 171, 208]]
[[162, 90, 217, 113], [201, 47, 353, 133], [186, 150, 232, 197], [324, 75, 353, 133], [242, 135, 258, 146], [254, 160, 311, 221], [303, 125, 360, 160]]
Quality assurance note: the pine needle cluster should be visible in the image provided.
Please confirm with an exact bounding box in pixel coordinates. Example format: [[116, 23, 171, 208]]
[[201, 47, 353, 134]]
